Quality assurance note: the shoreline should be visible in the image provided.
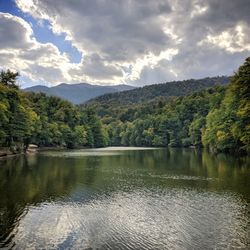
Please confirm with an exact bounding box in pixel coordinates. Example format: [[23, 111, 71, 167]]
[[0, 145, 90, 159], [0, 145, 247, 160], [0, 152, 26, 160], [0, 146, 64, 160]]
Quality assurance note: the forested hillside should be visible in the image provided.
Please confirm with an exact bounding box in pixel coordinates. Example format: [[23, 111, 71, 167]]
[[86, 58, 249, 154], [0, 58, 249, 156], [101, 86, 226, 148], [0, 71, 108, 155], [86, 76, 229, 106]]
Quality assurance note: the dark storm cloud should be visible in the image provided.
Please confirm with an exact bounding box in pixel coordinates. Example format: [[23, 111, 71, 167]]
[[199, 0, 250, 29]]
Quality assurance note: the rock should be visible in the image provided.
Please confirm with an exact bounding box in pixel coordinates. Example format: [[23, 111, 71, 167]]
[[27, 144, 38, 153]]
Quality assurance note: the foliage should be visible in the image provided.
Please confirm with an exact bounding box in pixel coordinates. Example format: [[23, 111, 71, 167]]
[[1, 58, 249, 155], [0, 70, 19, 88], [85, 57, 249, 155], [102, 86, 226, 149], [85, 76, 229, 106], [0, 72, 108, 152], [203, 57, 250, 154]]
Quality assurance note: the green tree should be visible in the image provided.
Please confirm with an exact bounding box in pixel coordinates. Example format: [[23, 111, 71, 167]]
[[74, 125, 88, 146], [189, 115, 205, 147], [0, 70, 19, 88], [203, 57, 250, 154]]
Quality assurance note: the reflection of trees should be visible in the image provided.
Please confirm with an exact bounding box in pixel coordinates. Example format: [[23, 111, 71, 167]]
[[0, 154, 98, 248], [202, 151, 250, 196], [83, 157, 101, 185], [99, 149, 250, 196], [0, 149, 249, 247], [0, 152, 110, 247]]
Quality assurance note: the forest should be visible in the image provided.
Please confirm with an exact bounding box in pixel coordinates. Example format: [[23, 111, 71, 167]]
[[86, 76, 229, 106], [86, 57, 249, 154], [0, 57, 249, 155], [0, 71, 108, 154]]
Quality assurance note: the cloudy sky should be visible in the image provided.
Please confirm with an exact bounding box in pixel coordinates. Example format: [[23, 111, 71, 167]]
[[0, 0, 249, 87]]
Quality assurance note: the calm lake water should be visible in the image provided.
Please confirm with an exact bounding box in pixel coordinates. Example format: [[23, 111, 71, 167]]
[[0, 147, 250, 249]]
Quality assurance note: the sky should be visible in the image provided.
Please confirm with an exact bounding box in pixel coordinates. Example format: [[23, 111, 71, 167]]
[[0, 0, 249, 88]]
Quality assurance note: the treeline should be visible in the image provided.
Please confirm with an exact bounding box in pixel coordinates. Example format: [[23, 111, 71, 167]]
[[104, 87, 225, 148], [89, 57, 250, 154], [0, 71, 108, 153], [1, 57, 249, 155]]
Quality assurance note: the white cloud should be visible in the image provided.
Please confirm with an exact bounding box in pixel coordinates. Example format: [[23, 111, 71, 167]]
[[15, 0, 178, 85], [123, 49, 179, 81], [198, 24, 250, 53], [190, 2, 208, 18], [0, 12, 73, 84], [0, 12, 124, 85], [0, 0, 249, 86]]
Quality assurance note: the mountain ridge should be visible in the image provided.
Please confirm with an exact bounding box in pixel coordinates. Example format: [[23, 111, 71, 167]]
[[24, 82, 135, 104], [24, 76, 230, 106], [86, 76, 230, 106]]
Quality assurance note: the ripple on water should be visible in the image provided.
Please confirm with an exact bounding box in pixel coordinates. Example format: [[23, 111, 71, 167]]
[[11, 189, 250, 249], [148, 174, 217, 181]]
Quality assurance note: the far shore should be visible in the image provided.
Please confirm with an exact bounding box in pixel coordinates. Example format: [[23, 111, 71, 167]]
[[0, 146, 155, 159], [3, 144, 240, 160]]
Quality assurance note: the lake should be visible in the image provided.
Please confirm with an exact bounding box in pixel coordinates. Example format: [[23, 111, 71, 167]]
[[0, 147, 250, 249]]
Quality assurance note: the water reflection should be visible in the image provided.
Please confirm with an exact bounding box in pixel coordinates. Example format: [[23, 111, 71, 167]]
[[0, 148, 250, 249]]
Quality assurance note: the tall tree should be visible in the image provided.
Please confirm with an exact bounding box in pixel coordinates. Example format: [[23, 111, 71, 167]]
[[0, 70, 19, 88]]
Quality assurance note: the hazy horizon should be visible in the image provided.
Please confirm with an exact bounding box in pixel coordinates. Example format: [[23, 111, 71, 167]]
[[22, 75, 230, 89]]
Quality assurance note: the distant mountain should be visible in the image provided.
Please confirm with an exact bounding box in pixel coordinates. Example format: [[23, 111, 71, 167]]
[[24, 83, 135, 104], [86, 76, 230, 106]]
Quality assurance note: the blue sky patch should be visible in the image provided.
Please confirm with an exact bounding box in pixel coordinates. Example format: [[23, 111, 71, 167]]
[[0, 0, 82, 64]]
